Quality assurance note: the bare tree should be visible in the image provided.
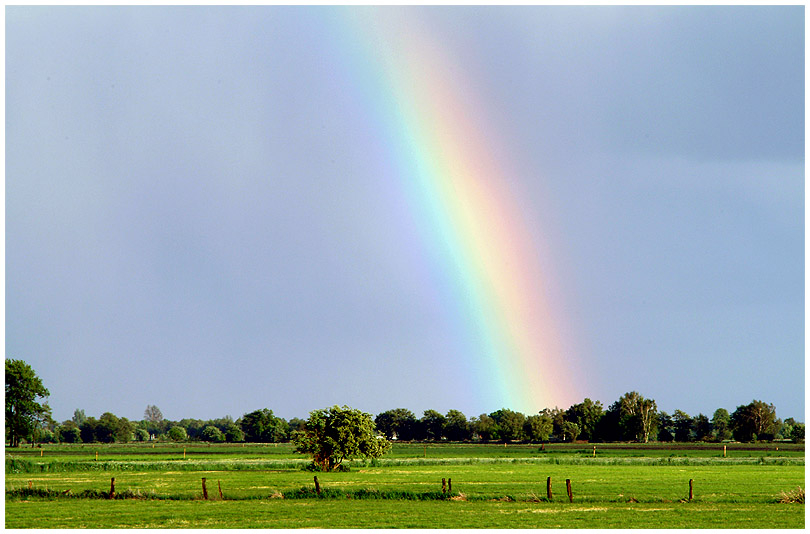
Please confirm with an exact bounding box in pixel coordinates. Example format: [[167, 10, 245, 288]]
[[144, 405, 164, 423]]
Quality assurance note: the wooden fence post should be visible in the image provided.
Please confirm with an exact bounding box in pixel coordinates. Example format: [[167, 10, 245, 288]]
[[593, 446, 596, 457], [689, 479, 693, 501], [218, 480, 224, 500], [109, 477, 116, 500], [28, 480, 32, 490], [448, 478, 452, 493], [314, 476, 321, 495], [566, 479, 573, 503], [202, 477, 208, 500], [442, 478, 447, 493], [723, 445, 727, 458], [547, 476, 553, 500]]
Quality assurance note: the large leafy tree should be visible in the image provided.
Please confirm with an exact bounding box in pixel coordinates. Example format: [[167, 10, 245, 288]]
[[615, 391, 658, 443], [470, 413, 499, 441], [565, 398, 604, 441], [490, 409, 526, 442], [672, 410, 694, 442], [711, 408, 732, 441], [421, 410, 447, 441], [374, 408, 418, 441], [240, 409, 289, 443], [5, 359, 50, 447], [444, 409, 471, 441], [293, 405, 390, 471], [731, 400, 778, 442], [523, 413, 553, 442]]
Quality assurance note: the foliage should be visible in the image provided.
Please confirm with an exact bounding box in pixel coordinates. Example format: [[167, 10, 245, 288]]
[[731, 400, 778, 442], [241, 409, 289, 443], [694, 414, 712, 441], [134, 428, 150, 442], [168, 426, 187, 442], [293, 405, 391, 471], [421, 410, 446, 441], [72, 409, 87, 427], [790, 423, 804, 442], [560, 421, 580, 442], [565, 398, 604, 441], [59, 422, 81, 444], [470, 413, 499, 441], [444, 409, 471, 441], [5, 359, 51, 447], [201, 425, 225, 443], [523, 414, 553, 442], [672, 410, 694, 442], [490, 409, 525, 442], [613, 392, 658, 443], [712, 408, 732, 441], [374, 408, 419, 441], [224, 423, 245, 443]]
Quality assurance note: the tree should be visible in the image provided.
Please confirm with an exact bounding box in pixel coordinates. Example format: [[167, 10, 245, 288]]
[[6, 359, 51, 447], [560, 421, 580, 442], [134, 428, 150, 442], [72, 409, 87, 427], [731, 400, 778, 442], [657, 412, 674, 442], [711, 408, 732, 441], [168, 426, 188, 442], [694, 414, 712, 441], [59, 421, 81, 443], [241, 409, 289, 443], [524, 413, 553, 442], [293, 405, 391, 471], [80, 417, 98, 443], [224, 423, 245, 443], [421, 410, 447, 441], [490, 409, 526, 442], [470, 413, 499, 441], [444, 410, 471, 441], [672, 410, 694, 442], [374, 409, 418, 441], [790, 423, 805, 443], [201, 425, 225, 443], [565, 399, 604, 441], [615, 392, 658, 443], [98, 413, 117, 443]]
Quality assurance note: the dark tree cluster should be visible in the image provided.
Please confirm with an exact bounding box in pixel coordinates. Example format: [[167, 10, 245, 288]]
[[5, 359, 804, 446]]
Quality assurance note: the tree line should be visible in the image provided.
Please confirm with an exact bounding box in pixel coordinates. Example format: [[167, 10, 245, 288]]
[[6, 359, 805, 447]]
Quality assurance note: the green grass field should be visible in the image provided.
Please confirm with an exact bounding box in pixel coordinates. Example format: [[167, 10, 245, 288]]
[[5, 442, 804, 528]]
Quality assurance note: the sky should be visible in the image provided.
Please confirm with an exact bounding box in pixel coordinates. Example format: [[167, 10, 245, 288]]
[[6, 6, 805, 424]]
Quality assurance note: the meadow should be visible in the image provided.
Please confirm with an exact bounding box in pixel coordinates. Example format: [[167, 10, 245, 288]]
[[5, 442, 804, 528]]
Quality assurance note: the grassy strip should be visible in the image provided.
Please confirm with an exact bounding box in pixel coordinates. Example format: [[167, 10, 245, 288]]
[[7, 455, 804, 474], [6, 486, 458, 502], [5, 458, 308, 473]]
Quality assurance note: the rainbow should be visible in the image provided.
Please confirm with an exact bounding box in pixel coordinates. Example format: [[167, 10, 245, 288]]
[[334, 9, 583, 413]]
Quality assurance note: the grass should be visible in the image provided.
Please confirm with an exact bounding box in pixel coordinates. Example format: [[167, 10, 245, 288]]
[[5, 442, 804, 528], [5, 500, 804, 529]]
